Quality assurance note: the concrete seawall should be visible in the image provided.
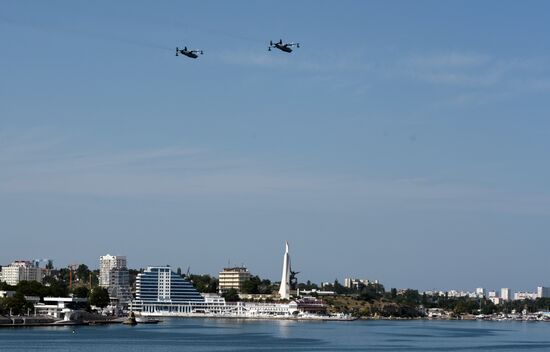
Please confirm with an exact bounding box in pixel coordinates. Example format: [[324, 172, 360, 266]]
[[0, 315, 59, 327]]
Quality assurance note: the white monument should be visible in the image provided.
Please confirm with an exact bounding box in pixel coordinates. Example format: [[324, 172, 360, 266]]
[[278, 241, 291, 299]]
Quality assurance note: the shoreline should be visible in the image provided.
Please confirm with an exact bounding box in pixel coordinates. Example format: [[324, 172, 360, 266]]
[[2, 314, 549, 328]]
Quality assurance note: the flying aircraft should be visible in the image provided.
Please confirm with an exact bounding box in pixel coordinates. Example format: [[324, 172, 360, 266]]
[[268, 39, 300, 53], [175, 46, 204, 59]]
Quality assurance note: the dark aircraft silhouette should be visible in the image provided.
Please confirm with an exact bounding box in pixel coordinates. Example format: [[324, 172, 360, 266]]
[[176, 46, 204, 59], [268, 39, 300, 53]]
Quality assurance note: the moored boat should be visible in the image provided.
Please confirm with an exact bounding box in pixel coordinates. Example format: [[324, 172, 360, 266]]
[[136, 317, 161, 324]]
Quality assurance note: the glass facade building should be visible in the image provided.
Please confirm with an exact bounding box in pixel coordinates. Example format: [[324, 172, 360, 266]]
[[108, 268, 131, 304], [131, 266, 223, 315], [135, 267, 204, 303]]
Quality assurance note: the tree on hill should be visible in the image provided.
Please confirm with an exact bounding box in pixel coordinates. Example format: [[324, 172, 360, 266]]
[[396, 289, 421, 305], [46, 281, 70, 297], [76, 264, 91, 282], [60, 268, 71, 282], [15, 280, 68, 299], [297, 280, 319, 291], [241, 276, 274, 295], [222, 288, 240, 302], [16, 281, 45, 297], [358, 283, 385, 302], [89, 287, 110, 308], [0, 292, 34, 315], [242, 277, 261, 294], [73, 286, 90, 299], [0, 281, 14, 291], [188, 274, 218, 293]]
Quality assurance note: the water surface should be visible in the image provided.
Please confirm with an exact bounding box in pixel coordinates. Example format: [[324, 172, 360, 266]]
[[1, 319, 550, 351]]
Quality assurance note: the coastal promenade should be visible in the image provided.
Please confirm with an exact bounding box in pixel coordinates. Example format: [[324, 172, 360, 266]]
[[0, 314, 121, 328]]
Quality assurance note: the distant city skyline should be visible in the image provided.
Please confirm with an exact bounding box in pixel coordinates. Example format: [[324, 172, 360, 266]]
[[1, 1, 550, 292], [1, 251, 547, 296]]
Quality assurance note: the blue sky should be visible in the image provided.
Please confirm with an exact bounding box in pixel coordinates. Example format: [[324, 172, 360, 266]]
[[1, 1, 550, 292]]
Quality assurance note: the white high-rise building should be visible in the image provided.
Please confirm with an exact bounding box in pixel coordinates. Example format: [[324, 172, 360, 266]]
[[501, 288, 511, 301], [99, 254, 130, 304], [278, 242, 291, 300], [99, 255, 127, 287], [475, 288, 485, 297], [344, 278, 352, 288], [0, 260, 43, 286], [537, 286, 550, 298]]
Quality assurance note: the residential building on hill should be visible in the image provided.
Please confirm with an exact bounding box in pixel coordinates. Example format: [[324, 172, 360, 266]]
[[99, 254, 131, 304], [0, 260, 43, 286]]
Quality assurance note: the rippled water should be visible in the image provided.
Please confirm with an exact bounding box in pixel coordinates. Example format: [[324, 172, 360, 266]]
[[1, 319, 550, 351]]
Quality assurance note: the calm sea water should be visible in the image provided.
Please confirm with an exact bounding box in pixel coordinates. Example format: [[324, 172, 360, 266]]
[[1, 318, 550, 351]]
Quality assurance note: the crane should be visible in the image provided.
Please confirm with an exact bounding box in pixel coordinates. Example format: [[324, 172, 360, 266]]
[[68, 264, 79, 290]]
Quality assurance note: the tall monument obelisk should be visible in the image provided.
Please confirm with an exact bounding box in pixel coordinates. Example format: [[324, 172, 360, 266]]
[[278, 241, 291, 299]]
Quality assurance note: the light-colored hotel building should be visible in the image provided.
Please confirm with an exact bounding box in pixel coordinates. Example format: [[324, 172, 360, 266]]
[[130, 266, 228, 315], [218, 266, 251, 293]]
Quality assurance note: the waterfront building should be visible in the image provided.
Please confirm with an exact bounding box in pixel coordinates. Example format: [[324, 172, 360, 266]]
[[99, 254, 130, 304], [34, 297, 88, 320], [537, 286, 550, 298], [278, 241, 291, 299], [130, 266, 214, 314], [135, 266, 204, 303], [108, 268, 131, 304], [218, 266, 251, 293], [0, 260, 43, 286], [501, 288, 511, 301], [295, 297, 327, 314], [129, 265, 326, 318]]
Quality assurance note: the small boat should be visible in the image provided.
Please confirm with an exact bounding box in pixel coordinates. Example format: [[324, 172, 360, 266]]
[[122, 312, 137, 325], [136, 317, 161, 324]]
